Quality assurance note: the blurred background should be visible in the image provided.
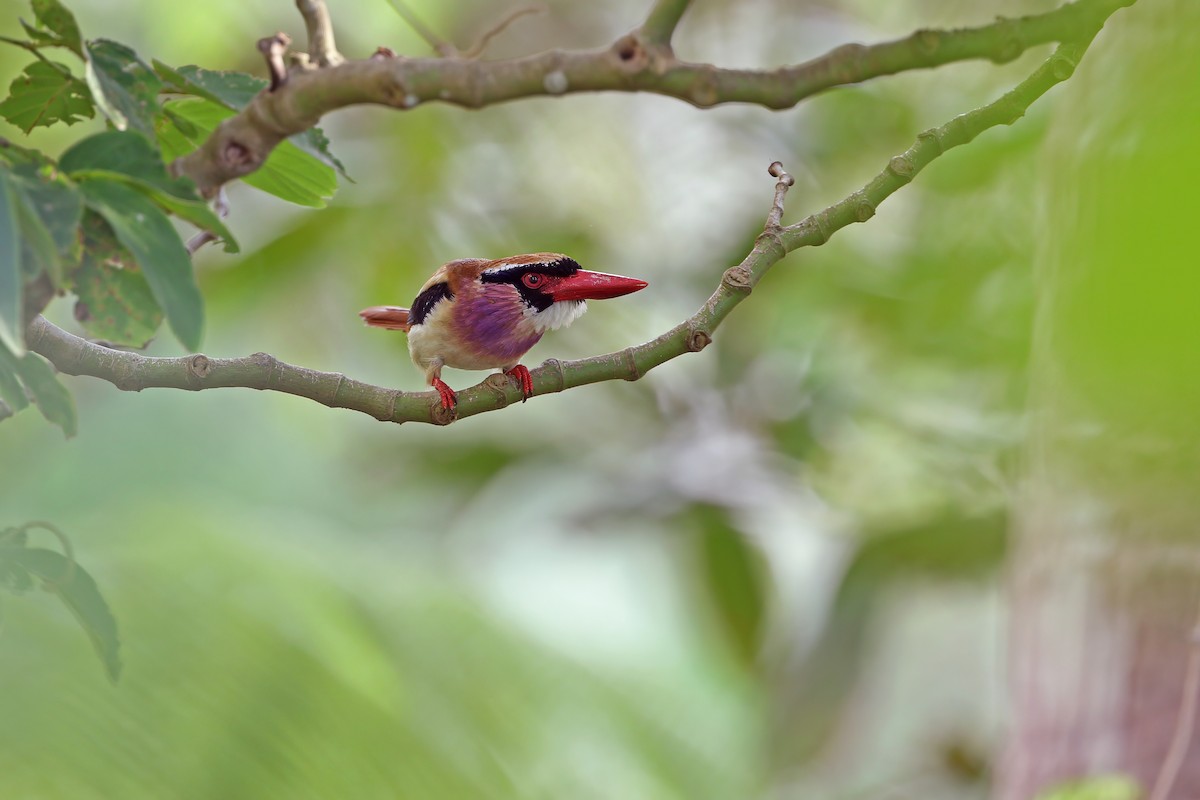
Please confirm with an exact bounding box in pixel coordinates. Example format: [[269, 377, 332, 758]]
[[0, 0, 1177, 797]]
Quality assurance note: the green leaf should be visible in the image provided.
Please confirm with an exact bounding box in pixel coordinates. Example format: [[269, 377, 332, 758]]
[[0, 559, 33, 594], [0, 60, 94, 134], [0, 344, 77, 435], [0, 546, 121, 682], [29, 0, 83, 57], [12, 167, 82, 268], [153, 64, 350, 180], [1035, 775, 1141, 800], [7, 164, 83, 285], [84, 39, 161, 137], [154, 60, 261, 109], [78, 178, 203, 350], [60, 130, 237, 252], [72, 217, 163, 347], [692, 508, 767, 667], [0, 170, 24, 356], [0, 350, 29, 413], [158, 99, 337, 208]]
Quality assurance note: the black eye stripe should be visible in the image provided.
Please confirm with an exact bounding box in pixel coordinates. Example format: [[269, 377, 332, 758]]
[[479, 257, 580, 284]]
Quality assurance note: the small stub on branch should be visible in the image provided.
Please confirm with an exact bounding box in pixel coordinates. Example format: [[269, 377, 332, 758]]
[[257, 33, 293, 92], [768, 161, 794, 186], [766, 162, 794, 229]]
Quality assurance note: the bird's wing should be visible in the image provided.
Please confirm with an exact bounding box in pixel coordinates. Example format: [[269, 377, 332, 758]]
[[359, 305, 411, 332]]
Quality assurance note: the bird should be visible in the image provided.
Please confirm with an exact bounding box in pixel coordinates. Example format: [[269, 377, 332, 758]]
[[360, 253, 648, 410]]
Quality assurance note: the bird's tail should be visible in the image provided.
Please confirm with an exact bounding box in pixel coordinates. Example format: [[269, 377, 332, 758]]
[[359, 305, 411, 332]]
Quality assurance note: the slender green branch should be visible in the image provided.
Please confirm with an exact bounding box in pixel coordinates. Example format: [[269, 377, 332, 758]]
[[32, 33, 1104, 426], [639, 0, 693, 46], [173, 0, 1132, 197], [385, 0, 457, 57]]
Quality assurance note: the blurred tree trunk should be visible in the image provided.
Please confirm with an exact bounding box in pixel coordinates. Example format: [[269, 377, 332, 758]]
[[999, 2, 1200, 797]]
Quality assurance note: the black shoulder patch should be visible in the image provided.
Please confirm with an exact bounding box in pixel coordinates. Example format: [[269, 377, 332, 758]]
[[409, 282, 453, 326]]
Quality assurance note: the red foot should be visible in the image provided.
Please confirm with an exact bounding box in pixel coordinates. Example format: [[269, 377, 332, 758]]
[[504, 365, 534, 402], [432, 378, 458, 410]]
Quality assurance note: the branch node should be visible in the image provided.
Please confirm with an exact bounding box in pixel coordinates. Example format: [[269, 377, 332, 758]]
[[611, 34, 653, 74], [990, 16, 1022, 64], [722, 266, 753, 292], [187, 354, 211, 379], [257, 33, 292, 92], [484, 372, 512, 404], [690, 68, 719, 108], [1050, 50, 1078, 81], [917, 128, 945, 156], [914, 28, 941, 56], [887, 155, 915, 180], [541, 358, 566, 393], [853, 192, 876, 222], [687, 329, 712, 352], [372, 46, 398, 61], [384, 389, 400, 422], [430, 399, 457, 425], [621, 347, 642, 381]]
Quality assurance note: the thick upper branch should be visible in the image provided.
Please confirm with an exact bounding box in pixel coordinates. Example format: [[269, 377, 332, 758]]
[[34, 26, 1114, 426], [174, 0, 1132, 196]]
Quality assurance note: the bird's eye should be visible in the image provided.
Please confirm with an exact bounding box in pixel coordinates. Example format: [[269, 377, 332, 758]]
[[522, 273, 544, 288]]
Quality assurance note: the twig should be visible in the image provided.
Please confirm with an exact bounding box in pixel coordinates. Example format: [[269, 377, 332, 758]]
[[295, 0, 344, 67], [766, 161, 795, 229], [387, 0, 457, 57], [462, 5, 544, 59], [257, 32, 292, 92], [1148, 605, 1200, 800], [35, 37, 1100, 426], [173, 0, 1134, 198], [639, 0, 693, 46], [185, 188, 230, 256]]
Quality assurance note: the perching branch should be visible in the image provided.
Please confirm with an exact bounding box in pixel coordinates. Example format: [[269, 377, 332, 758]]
[[171, 0, 1132, 197], [30, 33, 1107, 426]]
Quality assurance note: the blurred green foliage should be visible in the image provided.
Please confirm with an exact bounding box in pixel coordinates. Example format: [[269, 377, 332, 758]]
[[0, 0, 1165, 797]]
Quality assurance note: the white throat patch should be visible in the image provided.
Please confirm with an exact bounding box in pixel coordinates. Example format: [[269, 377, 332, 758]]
[[528, 300, 587, 332]]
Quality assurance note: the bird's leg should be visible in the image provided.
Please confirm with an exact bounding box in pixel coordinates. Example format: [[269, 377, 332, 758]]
[[431, 377, 458, 410], [504, 365, 534, 402]]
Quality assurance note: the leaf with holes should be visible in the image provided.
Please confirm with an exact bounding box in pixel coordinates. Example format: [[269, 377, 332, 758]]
[[28, 0, 83, 56], [78, 178, 203, 350], [84, 39, 161, 137], [60, 130, 236, 252], [154, 63, 350, 180], [0, 546, 121, 681], [72, 214, 163, 347], [0, 61, 94, 134]]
